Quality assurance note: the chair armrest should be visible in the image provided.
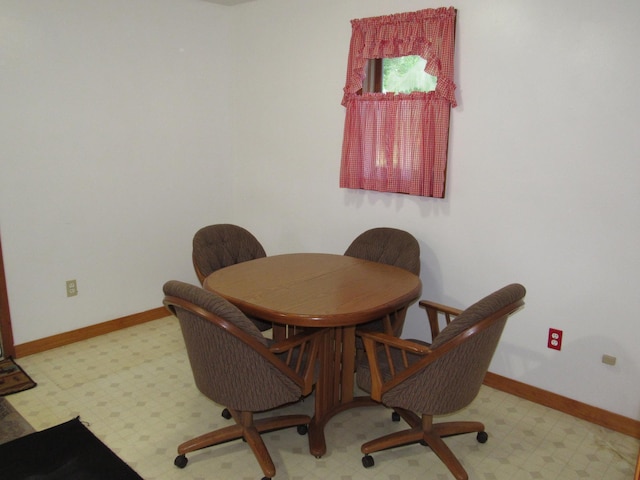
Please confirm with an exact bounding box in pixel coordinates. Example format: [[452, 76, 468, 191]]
[[358, 330, 432, 354], [419, 300, 463, 342], [358, 330, 431, 401], [165, 293, 321, 397], [418, 300, 463, 316], [270, 329, 325, 396], [270, 329, 318, 352]]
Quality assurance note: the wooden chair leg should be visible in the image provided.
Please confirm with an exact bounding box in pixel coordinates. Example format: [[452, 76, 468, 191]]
[[361, 414, 480, 480], [244, 426, 275, 478], [419, 415, 467, 480], [177, 423, 244, 455], [254, 414, 311, 434], [177, 409, 310, 479], [433, 420, 485, 438], [239, 412, 276, 479], [361, 427, 424, 454], [422, 431, 468, 480], [392, 407, 421, 428]]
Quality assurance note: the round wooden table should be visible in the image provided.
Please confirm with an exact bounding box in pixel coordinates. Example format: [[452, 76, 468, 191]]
[[204, 253, 422, 457]]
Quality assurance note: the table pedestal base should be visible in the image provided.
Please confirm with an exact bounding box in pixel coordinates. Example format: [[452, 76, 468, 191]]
[[308, 396, 379, 457]]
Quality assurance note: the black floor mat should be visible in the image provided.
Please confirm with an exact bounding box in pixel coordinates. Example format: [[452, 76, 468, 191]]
[[0, 417, 143, 479]]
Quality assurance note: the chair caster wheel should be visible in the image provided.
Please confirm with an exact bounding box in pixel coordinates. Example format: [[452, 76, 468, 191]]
[[391, 411, 401, 422], [477, 431, 488, 443], [174, 454, 188, 468], [362, 454, 375, 468], [297, 424, 308, 435], [221, 408, 232, 419]]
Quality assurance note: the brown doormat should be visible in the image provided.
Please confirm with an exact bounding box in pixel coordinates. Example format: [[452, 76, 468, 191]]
[[0, 358, 37, 396], [0, 397, 35, 444]]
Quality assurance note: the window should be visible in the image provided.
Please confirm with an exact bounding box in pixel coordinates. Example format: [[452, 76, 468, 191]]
[[364, 56, 438, 94], [339, 8, 457, 198]]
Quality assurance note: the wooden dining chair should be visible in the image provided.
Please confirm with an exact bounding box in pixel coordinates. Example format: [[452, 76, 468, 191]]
[[192, 223, 272, 333], [345, 227, 420, 358], [345, 227, 420, 335], [163, 280, 324, 480], [356, 284, 526, 480]]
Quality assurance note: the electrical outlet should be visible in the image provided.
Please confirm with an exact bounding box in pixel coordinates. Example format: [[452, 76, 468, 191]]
[[66, 279, 78, 297], [602, 354, 617, 366], [548, 328, 562, 350]]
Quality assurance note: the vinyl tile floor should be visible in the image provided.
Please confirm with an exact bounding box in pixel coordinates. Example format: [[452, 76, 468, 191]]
[[7, 316, 639, 480]]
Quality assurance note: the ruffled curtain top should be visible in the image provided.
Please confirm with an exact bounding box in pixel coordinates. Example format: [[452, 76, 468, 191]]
[[342, 7, 457, 107]]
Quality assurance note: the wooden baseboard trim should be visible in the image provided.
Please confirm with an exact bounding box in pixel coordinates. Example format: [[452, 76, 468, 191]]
[[484, 371, 640, 439], [14, 307, 169, 358], [12, 313, 639, 440]]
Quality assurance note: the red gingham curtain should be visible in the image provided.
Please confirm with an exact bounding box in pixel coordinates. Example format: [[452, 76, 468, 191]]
[[339, 7, 457, 198]]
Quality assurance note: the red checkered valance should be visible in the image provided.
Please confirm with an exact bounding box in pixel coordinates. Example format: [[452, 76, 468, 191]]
[[340, 7, 457, 198]]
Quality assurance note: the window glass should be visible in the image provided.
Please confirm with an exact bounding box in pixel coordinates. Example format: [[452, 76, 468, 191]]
[[382, 56, 437, 94]]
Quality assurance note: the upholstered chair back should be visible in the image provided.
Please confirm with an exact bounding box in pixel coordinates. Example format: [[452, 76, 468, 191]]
[[386, 284, 524, 414], [192, 224, 266, 283], [344, 227, 420, 275], [163, 280, 301, 412]]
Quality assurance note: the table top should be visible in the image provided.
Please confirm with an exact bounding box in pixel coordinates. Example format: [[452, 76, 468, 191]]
[[203, 253, 422, 328]]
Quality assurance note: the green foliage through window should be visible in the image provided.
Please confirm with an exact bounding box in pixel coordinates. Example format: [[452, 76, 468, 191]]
[[382, 56, 437, 94]]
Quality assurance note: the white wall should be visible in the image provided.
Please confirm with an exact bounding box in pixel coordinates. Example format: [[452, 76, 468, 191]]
[[229, 0, 640, 420], [0, 0, 234, 339], [1, 0, 638, 421]]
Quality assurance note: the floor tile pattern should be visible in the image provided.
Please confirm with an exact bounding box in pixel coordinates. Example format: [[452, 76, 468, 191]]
[[7, 317, 639, 479]]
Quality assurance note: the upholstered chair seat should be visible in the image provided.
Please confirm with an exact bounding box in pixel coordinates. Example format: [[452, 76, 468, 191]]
[[163, 280, 324, 480], [356, 284, 526, 480]]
